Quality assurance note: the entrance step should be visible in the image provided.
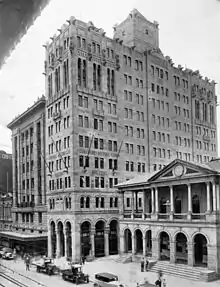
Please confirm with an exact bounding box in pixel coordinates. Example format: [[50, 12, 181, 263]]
[[115, 254, 132, 264], [150, 261, 217, 282]]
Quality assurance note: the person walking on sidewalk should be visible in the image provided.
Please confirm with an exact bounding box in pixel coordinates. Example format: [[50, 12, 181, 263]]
[[140, 257, 144, 272], [25, 254, 30, 271], [145, 258, 149, 271]]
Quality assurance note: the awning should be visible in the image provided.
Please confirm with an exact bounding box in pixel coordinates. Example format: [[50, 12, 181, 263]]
[[0, 231, 47, 242]]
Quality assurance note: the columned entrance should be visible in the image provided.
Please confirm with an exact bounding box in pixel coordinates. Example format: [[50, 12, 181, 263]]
[[124, 228, 132, 253], [80, 221, 91, 257], [135, 229, 143, 254], [109, 220, 118, 255], [146, 230, 152, 256], [65, 221, 72, 259], [160, 231, 170, 260], [95, 220, 105, 257], [57, 221, 65, 257], [194, 234, 207, 266], [51, 221, 56, 258], [175, 232, 187, 264]]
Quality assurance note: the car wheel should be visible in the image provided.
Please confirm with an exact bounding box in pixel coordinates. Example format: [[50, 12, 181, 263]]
[[86, 276, 89, 283]]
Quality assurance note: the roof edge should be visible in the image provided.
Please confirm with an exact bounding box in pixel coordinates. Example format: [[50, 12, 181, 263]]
[[7, 96, 46, 130]]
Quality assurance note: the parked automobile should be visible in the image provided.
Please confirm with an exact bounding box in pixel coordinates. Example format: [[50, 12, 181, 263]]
[[35, 257, 56, 276], [62, 263, 89, 284], [94, 273, 124, 287], [0, 247, 14, 260]]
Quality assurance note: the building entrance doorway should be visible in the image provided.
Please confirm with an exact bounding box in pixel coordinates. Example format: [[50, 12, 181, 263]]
[[194, 234, 207, 267], [159, 231, 170, 260], [124, 229, 132, 253]]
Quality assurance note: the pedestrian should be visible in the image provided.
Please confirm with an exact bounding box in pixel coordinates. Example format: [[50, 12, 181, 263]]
[[141, 257, 144, 272], [81, 256, 85, 265], [26, 254, 30, 271], [145, 258, 149, 271], [162, 278, 166, 287], [13, 248, 17, 262], [155, 278, 161, 287]]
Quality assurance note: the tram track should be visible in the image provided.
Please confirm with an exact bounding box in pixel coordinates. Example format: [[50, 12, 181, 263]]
[[0, 262, 47, 287], [0, 272, 29, 287]]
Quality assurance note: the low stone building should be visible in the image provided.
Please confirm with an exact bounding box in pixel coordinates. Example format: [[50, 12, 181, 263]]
[[117, 158, 220, 278]]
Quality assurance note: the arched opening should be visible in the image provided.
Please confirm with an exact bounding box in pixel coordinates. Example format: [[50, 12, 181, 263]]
[[194, 234, 207, 267], [95, 220, 105, 257], [50, 221, 56, 258], [175, 197, 182, 213], [124, 229, 132, 253], [80, 221, 91, 257], [192, 195, 200, 213], [57, 221, 65, 257], [65, 222, 72, 260], [160, 198, 167, 213], [159, 231, 170, 260], [135, 229, 143, 254], [146, 230, 152, 257], [175, 233, 188, 264], [109, 220, 118, 255]]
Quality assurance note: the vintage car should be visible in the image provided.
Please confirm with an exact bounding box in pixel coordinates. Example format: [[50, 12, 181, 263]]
[[0, 247, 14, 260], [35, 257, 56, 275], [62, 263, 89, 284], [93, 273, 125, 287]]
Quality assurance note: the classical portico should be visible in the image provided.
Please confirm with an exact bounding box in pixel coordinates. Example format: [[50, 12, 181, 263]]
[[118, 159, 220, 274]]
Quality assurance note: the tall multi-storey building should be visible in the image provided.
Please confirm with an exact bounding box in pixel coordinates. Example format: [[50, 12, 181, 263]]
[[0, 150, 12, 195], [4, 96, 47, 254], [44, 9, 217, 261]]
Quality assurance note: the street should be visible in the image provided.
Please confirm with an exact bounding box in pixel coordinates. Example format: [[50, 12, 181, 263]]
[[1, 256, 220, 287]]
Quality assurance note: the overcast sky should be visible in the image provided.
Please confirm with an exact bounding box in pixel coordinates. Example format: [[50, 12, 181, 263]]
[[0, 0, 220, 154]]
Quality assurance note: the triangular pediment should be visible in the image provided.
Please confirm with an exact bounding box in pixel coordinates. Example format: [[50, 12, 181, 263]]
[[148, 159, 218, 183]]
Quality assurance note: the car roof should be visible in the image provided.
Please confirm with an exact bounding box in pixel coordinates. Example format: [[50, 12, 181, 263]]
[[95, 273, 118, 280], [72, 264, 82, 268]]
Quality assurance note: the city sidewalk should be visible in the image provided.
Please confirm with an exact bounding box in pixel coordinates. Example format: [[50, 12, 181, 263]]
[[83, 256, 220, 287]]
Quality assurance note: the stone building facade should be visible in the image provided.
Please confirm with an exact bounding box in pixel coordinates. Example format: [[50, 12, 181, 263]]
[[44, 9, 217, 261], [117, 159, 220, 275], [5, 96, 47, 254]]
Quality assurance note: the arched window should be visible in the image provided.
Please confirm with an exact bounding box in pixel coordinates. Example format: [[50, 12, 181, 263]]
[[52, 199, 55, 209], [100, 197, 105, 208], [97, 65, 101, 91], [175, 196, 182, 213], [80, 197, 84, 208], [65, 197, 68, 209], [93, 63, 97, 90], [68, 197, 71, 209], [114, 197, 118, 208], [85, 197, 90, 208], [82, 60, 87, 88], [160, 197, 166, 213], [192, 195, 200, 213], [78, 58, 81, 86]]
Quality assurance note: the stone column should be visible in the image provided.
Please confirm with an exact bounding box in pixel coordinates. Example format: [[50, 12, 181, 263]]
[[187, 242, 194, 266], [187, 184, 192, 220], [155, 187, 159, 213], [120, 234, 125, 254], [206, 182, 211, 213], [90, 229, 95, 257], [152, 238, 159, 260], [142, 190, 146, 219], [56, 228, 61, 258], [131, 191, 134, 219], [151, 188, 155, 213], [132, 232, 135, 255], [48, 225, 52, 257], [212, 182, 217, 212], [104, 229, 109, 256], [216, 183, 220, 211], [170, 185, 174, 220], [135, 191, 138, 213], [170, 240, 175, 263], [71, 228, 81, 262], [143, 234, 146, 256], [64, 230, 68, 259], [122, 192, 125, 214]]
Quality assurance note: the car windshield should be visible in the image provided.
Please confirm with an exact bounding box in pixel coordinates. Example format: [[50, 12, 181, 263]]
[[3, 248, 12, 253]]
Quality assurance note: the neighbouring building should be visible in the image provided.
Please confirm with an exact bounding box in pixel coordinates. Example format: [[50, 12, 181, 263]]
[[44, 9, 217, 262], [3, 96, 47, 254], [117, 158, 220, 280], [0, 150, 13, 195]]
